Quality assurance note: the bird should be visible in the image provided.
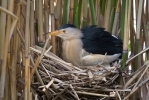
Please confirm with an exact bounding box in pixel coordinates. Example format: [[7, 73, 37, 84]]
[[47, 24, 123, 67]]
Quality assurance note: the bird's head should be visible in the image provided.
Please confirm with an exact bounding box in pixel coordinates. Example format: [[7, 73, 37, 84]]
[[46, 24, 82, 40]]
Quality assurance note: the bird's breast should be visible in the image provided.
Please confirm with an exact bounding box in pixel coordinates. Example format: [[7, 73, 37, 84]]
[[62, 39, 83, 66]]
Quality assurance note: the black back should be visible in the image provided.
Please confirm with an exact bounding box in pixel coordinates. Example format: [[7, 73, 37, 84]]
[[81, 25, 123, 55]]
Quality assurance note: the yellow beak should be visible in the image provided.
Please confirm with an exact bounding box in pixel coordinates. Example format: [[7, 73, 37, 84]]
[[46, 30, 65, 36]]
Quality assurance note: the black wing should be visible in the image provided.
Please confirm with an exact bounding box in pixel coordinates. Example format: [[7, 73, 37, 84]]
[[81, 25, 123, 55]]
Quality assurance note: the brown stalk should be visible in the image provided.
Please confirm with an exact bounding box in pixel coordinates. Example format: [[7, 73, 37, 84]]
[[50, 0, 56, 53], [38, 0, 44, 42], [123, 65, 145, 88], [0, 0, 15, 98], [97, 1, 102, 27], [35, 0, 39, 20], [104, 0, 112, 31], [123, 0, 131, 51], [76, 91, 115, 97], [142, 8, 149, 59], [0, 1, 8, 98], [54, 0, 62, 29], [24, 0, 30, 99], [112, 0, 120, 35], [0, 0, 7, 67], [44, 0, 49, 34], [42, 78, 54, 92], [69, 0, 74, 24], [31, 37, 50, 78], [9, 2, 23, 99], [30, 56, 44, 85], [53, 85, 70, 100], [124, 77, 149, 100], [70, 84, 80, 100], [132, 64, 149, 90], [30, 1, 35, 48]]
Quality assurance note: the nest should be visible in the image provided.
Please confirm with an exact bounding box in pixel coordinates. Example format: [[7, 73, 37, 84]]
[[29, 45, 123, 100], [30, 45, 149, 100]]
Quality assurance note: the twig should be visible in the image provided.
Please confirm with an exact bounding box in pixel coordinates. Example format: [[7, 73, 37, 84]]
[[30, 56, 44, 85], [76, 91, 115, 97], [0, 6, 17, 19], [123, 77, 149, 100], [40, 63, 52, 79], [126, 46, 149, 65], [30, 47, 82, 71], [132, 64, 149, 90], [70, 84, 80, 100], [31, 37, 50, 78], [42, 78, 54, 92], [17, 27, 25, 44], [146, 86, 149, 100], [45, 46, 52, 54], [53, 85, 70, 100], [123, 65, 145, 88], [116, 91, 122, 100]]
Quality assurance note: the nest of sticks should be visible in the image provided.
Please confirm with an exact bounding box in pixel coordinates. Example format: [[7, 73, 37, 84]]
[[29, 45, 149, 100]]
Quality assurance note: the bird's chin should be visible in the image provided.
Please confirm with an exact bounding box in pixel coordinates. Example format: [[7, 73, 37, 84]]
[[56, 35, 66, 40]]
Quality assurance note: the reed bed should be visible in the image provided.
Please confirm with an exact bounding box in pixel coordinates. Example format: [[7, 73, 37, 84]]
[[0, 0, 149, 100]]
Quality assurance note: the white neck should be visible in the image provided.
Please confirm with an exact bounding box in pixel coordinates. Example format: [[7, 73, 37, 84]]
[[62, 39, 82, 66]]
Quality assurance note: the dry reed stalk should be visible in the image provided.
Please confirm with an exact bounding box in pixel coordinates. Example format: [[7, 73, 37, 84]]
[[31, 60, 44, 86], [4, 67, 10, 100], [17, 27, 25, 44], [42, 78, 54, 92], [9, 2, 22, 99], [135, 0, 139, 25], [24, 0, 30, 99], [30, 1, 35, 48], [129, 0, 135, 56], [95, 0, 99, 18], [142, 8, 149, 59], [0, 0, 16, 98], [76, 91, 115, 97], [147, 0, 149, 21], [0, 1, 8, 96], [31, 37, 50, 78], [112, 0, 120, 35], [35, 0, 39, 20], [54, 0, 62, 29], [104, 0, 111, 31], [123, 77, 149, 100], [0, 0, 7, 66], [44, 0, 49, 34], [69, 0, 74, 24], [97, 0, 102, 27], [126, 46, 149, 65], [25, 56, 31, 100], [132, 64, 149, 90], [133, 0, 144, 72], [122, 0, 131, 67], [116, 91, 122, 100], [50, 0, 56, 53], [38, 0, 44, 42], [123, 65, 146, 88], [54, 0, 63, 57], [136, 0, 143, 40], [53, 85, 70, 100], [69, 84, 80, 100]]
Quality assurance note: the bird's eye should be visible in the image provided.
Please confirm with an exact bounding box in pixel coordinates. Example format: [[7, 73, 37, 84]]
[[62, 30, 66, 33]]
